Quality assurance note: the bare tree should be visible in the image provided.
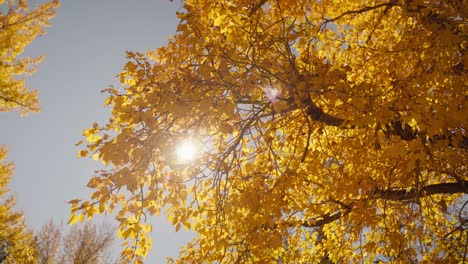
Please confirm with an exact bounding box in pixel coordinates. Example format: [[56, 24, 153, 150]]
[[58, 222, 115, 264], [36, 220, 116, 264], [36, 220, 61, 264]]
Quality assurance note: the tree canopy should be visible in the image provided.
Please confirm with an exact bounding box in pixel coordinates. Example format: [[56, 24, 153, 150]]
[[0, 0, 58, 263], [0, 147, 37, 263], [0, 0, 58, 116], [73, 0, 467, 263]]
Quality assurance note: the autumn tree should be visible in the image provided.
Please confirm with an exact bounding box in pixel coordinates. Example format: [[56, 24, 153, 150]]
[[0, 0, 59, 115], [36, 220, 116, 264], [73, 0, 467, 263], [0, 0, 58, 263], [0, 147, 37, 263]]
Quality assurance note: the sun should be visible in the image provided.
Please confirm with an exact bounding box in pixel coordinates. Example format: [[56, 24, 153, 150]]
[[176, 140, 197, 162]]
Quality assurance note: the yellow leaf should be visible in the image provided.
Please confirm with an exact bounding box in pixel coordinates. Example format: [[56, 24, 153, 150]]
[[92, 153, 100, 161], [78, 150, 89, 158], [270, 232, 283, 248], [86, 134, 101, 144], [213, 14, 226, 27], [67, 214, 84, 225]]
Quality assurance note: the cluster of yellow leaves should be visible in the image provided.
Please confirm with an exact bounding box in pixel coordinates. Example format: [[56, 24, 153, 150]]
[[0, 147, 37, 263], [74, 0, 466, 263], [0, 0, 59, 115]]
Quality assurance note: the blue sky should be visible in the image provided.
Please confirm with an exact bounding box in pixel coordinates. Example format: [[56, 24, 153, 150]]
[[0, 0, 193, 262]]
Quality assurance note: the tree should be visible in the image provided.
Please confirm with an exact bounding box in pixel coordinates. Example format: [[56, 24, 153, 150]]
[[73, 0, 467, 262], [36, 220, 116, 264], [58, 221, 115, 264], [0, 0, 59, 115], [0, 0, 58, 263], [0, 147, 37, 263], [36, 220, 61, 264]]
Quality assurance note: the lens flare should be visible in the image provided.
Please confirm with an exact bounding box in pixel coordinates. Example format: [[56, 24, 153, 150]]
[[176, 140, 197, 162]]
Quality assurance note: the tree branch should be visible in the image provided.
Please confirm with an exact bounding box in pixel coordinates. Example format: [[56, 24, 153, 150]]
[[323, 0, 398, 24], [374, 180, 468, 201], [249, 0, 268, 16], [305, 101, 344, 127], [301, 210, 347, 228], [300, 98, 467, 149], [0, 94, 39, 112], [281, 181, 467, 230]]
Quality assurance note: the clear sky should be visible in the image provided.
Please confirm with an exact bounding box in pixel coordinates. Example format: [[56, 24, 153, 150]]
[[0, 0, 193, 262]]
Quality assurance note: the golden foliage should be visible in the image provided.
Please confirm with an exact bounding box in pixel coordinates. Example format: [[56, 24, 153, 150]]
[[0, 1, 58, 263], [74, 0, 467, 262], [0, 0, 59, 115], [0, 147, 37, 263]]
